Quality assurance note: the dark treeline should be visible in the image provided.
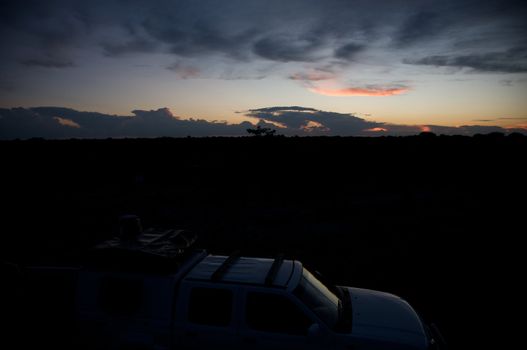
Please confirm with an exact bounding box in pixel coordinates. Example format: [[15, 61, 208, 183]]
[[2, 133, 526, 349]]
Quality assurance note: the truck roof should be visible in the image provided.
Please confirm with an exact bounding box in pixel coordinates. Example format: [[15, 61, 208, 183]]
[[185, 255, 300, 288]]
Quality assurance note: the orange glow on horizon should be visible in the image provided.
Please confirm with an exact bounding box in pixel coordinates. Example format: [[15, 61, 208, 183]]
[[420, 125, 432, 132], [309, 86, 409, 97]]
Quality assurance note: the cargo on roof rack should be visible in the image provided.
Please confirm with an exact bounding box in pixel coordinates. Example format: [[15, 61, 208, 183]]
[[88, 215, 198, 272]]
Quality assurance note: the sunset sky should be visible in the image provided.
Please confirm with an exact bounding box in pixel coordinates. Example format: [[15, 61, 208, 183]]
[[1, 0, 527, 137]]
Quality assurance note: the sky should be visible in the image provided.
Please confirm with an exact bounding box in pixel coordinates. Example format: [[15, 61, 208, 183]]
[[1, 0, 527, 138]]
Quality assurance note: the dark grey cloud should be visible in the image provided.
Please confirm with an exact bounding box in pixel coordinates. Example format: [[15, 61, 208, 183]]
[[289, 67, 336, 82], [334, 43, 365, 61], [248, 106, 319, 114], [0, 78, 15, 93], [20, 56, 75, 68], [0, 106, 254, 139], [393, 11, 445, 48], [1, 106, 525, 139], [0, 0, 88, 68], [252, 35, 323, 62], [246, 107, 382, 135], [141, 15, 257, 60], [2, 0, 526, 71], [0, 107, 86, 139], [404, 47, 527, 73], [101, 38, 158, 57], [427, 124, 510, 135], [247, 107, 527, 136], [166, 62, 201, 79]]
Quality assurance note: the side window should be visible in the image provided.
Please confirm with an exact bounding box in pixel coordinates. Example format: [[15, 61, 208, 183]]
[[188, 287, 233, 326], [245, 292, 313, 335], [98, 276, 144, 316]]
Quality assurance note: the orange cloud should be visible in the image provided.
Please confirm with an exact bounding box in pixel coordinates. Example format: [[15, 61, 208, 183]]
[[365, 127, 388, 132], [301, 120, 329, 132], [53, 116, 80, 128], [309, 86, 409, 97]]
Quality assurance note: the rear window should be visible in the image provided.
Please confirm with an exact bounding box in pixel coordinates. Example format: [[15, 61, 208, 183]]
[[188, 287, 233, 326], [98, 276, 144, 316]]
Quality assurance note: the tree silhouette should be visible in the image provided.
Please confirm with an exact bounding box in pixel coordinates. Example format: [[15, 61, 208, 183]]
[[246, 125, 276, 137]]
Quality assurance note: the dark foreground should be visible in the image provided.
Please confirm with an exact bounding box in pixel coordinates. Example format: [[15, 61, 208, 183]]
[[2, 134, 526, 349]]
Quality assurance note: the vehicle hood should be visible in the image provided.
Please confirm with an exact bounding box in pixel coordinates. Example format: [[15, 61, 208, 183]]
[[341, 287, 428, 349]]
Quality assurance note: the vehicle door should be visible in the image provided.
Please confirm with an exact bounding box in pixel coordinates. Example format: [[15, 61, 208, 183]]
[[239, 288, 332, 350], [174, 282, 242, 350]]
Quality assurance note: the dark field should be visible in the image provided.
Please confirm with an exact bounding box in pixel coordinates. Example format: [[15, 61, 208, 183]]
[[2, 134, 526, 349]]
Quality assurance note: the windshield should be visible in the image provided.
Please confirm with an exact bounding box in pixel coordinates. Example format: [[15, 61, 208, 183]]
[[293, 268, 340, 328]]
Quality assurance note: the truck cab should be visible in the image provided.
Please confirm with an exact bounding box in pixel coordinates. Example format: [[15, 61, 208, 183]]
[[174, 254, 434, 350], [74, 217, 444, 350]]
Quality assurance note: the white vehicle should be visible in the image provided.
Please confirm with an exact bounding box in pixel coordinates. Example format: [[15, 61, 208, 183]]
[[73, 217, 446, 350]]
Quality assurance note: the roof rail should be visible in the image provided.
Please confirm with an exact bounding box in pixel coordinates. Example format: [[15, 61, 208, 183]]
[[265, 254, 284, 285], [211, 251, 240, 281]]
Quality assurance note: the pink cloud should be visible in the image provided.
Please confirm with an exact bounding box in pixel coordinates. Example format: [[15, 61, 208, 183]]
[[309, 86, 409, 97]]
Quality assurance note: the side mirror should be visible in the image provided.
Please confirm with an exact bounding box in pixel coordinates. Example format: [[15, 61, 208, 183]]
[[307, 323, 321, 337]]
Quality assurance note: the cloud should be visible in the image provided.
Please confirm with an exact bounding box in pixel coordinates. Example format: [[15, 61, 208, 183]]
[[426, 124, 509, 135], [0, 107, 252, 139], [101, 38, 158, 57], [1, 0, 527, 81], [309, 85, 410, 97], [364, 127, 388, 132], [393, 11, 445, 48], [246, 106, 382, 135], [300, 120, 329, 133], [404, 47, 527, 73], [166, 62, 201, 79], [334, 43, 365, 60], [246, 107, 526, 136], [0, 107, 86, 139], [289, 70, 336, 81], [20, 56, 75, 68], [0, 78, 15, 92], [247, 106, 319, 113], [53, 117, 81, 128], [252, 36, 323, 62], [1, 106, 525, 139]]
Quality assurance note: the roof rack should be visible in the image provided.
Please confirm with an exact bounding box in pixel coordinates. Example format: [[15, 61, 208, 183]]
[[211, 251, 240, 281], [265, 254, 285, 285], [89, 216, 198, 272]]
